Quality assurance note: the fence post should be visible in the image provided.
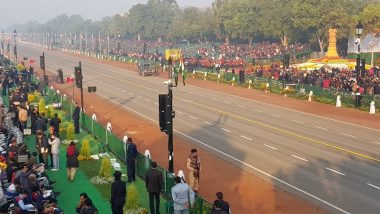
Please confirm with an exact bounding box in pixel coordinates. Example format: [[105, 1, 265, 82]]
[[370, 101, 376, 114], [91, 114, 97, 132]]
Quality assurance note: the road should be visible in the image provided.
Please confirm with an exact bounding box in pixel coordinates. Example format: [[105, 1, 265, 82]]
[[19, 43, 380, 214]]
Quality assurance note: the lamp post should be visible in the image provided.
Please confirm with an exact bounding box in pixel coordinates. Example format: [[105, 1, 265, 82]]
[[355, 22, 363, 108], [13, 30, 17, 62], [1, 31, 4, 55], [117, 31, 121, 57]]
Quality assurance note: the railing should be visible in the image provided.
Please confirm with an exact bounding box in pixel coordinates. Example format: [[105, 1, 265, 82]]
[[44, 82, 213, 214]]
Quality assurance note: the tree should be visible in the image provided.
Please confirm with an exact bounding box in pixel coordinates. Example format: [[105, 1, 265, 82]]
[[220, 0, 262, 46], [292, 0, 353, 55], [355, 4, 380, 35], [259, 0, 296, 47]]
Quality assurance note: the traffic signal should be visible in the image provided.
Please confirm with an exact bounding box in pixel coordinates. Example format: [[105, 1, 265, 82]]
[[40, 55, 45, 69], [75, 66, 82, 88], [159, 94, 174, 135]]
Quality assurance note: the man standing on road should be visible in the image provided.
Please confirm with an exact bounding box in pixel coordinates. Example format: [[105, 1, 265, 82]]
[[73, 102, 80, 134], [171, 176, 195, 214], [145, 162, 163, 214], [187, 149, 201, 194], [126, 137, 137, 182]]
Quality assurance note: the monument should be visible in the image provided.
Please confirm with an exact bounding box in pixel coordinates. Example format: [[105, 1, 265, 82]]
[[324, 29, 339, 58]]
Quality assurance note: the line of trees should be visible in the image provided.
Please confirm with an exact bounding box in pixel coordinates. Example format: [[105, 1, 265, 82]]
[[8, 0, 380, 53]]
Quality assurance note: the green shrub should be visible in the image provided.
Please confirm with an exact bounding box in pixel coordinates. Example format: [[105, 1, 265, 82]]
[[80, 138, 91, 158], [38, 98, 46, 115], [66, 122, 75, 140], [126, 184, 139, 209], [99, 157, 111, 178]]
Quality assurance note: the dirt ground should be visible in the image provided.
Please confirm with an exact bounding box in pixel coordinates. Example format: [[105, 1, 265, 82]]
[[26, 51, 380, 214]]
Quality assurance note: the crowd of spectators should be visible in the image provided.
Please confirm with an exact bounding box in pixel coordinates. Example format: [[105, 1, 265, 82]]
[[0, 64, 63, 213], [251, 64, 380, 95]]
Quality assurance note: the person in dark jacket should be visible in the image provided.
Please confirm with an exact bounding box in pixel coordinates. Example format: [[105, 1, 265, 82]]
[[49, 113, 61, 137], [212, 192, 230, 214], [73, 102, 81, 134], [66, 141, 79, 182], [33, 115, 47, 134], [76, 193, 90, 213], [36, 131, 49, 168], [145, 162, 163, 214], [80, 198, 98, 214], [110, 171, 126, 214], [30, 105, 39, 134], [126, 137, 137, 182]]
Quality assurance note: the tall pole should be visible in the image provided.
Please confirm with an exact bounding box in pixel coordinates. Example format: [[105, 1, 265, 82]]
[[14, 30, 17, 62], [43, 52, 46, 82], [79, 61, 84, 112], [168, 60, 174, 173]]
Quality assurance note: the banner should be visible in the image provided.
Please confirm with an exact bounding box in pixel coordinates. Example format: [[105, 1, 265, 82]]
[[165, 49, 182, 60]]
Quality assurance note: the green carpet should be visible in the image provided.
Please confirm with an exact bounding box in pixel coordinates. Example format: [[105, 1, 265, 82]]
[[2, 93, 168, 213]]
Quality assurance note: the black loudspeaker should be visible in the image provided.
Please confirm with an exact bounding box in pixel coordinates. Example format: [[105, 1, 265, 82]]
[[57, 69, 64, 84], [159, 94, 168, 132], [239, 70, 245, 84], [88, 86, 97, 93]]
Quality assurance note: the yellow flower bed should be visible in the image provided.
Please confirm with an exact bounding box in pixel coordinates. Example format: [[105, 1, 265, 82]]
[[77, 155, 94, 161]]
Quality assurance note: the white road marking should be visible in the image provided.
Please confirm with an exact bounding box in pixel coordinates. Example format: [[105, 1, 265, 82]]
[[224, 100, 231, 104], [220, 128, 231, 133], [203, 122, 213, 125], [237, 105, 245, 108], [373, 142, 380, 145], [314, 126, 328, 131], [177, 111, 183, 115], [24, 44, 350, 214], [341, 133, 356, 138], [189, 116, 198, 120], [292, 120, 304, 124], [264, 144, 278, 151], [325, 167, 346, 176], [271, 114, 281, 118], [185, 80, 379, 133], [291, 155, 308, 162], [145, 99, 151, 102], [367, 183, 380, 190], [240, 136, 253, 141], [254, 109, 263, 113]]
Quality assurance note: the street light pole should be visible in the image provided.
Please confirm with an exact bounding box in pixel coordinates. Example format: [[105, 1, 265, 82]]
[[13, 30, 17, 62], [355, 22, 364, 108]]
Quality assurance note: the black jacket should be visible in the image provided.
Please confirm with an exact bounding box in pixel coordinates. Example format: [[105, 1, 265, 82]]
[[110, 179, 126, 206], [145, 168, 163, 193], [73, 106, 81, 120], [50, 116, 61, 133], [34, 118, 47, 132]]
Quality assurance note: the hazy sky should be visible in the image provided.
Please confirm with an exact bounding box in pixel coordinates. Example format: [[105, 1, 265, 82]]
[[0, 0, 213, 29]]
